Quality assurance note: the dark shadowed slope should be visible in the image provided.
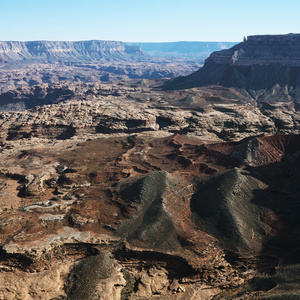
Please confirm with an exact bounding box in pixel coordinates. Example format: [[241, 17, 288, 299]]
[[191, 168, 268, 251]]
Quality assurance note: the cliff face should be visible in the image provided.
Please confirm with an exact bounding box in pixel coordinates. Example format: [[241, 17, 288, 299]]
[[206, 34, 300, 66], [0, 40, 145, 61], [163, 33, 300, 91]]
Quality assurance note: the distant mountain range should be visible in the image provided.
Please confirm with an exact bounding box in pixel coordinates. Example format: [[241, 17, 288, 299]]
[[126, 41, 237, 59]]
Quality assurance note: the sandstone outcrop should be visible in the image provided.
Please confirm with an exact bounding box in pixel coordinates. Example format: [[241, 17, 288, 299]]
[[0, 81, 298, 143]]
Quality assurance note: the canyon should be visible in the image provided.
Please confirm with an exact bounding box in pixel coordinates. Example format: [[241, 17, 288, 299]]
[[0, 40, 237, 94], [0, 34, 299, 299], [0, 40, 201, 94]]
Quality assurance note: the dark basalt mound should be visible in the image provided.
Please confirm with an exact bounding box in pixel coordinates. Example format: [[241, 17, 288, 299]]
[[66, 252, 117, 300], [191, 134, 300, 249], [163, 34, 300, 100], [191, 168, 267, 251], [117, 171, 182, 252]]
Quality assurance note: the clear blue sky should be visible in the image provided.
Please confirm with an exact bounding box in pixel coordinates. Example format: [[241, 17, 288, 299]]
[[1, 0, 299, 42]]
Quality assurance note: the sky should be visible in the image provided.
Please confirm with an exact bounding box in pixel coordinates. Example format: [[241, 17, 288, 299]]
[[1, 0, 300, 43]]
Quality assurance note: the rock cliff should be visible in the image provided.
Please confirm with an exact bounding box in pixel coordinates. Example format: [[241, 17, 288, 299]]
[[163, 33, 300, 92], [0, 40, 144, 61]]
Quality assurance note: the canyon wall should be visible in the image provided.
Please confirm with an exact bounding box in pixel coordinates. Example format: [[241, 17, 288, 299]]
[[0, 40, 144, 61], [163, 33, 300, 91]]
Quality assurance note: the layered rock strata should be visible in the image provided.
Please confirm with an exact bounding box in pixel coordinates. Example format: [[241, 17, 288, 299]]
[[0, 81, 299, 144], [0, 40, 144, 61], [163, 33, 300, 94]]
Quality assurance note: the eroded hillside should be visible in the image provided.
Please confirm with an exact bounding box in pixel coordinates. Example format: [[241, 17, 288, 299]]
[[0, 79, 299, 299]]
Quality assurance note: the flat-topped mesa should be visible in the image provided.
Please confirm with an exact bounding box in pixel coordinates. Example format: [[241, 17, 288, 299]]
[[0, 40, 145, 61], [246, 33, 300, 42], [206, 33, 300, 66], [163, 33, 300, 91]]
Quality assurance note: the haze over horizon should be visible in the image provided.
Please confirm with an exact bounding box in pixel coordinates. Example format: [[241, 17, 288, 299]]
[[1, 0, 300, 43]]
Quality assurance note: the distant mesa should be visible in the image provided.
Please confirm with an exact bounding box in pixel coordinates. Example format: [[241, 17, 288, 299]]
[[0, 40, 240, 92], [126, 41, 237, 59], [0, 40, 238, 62], [163, 33, 300, 91], [0, 40, 145, 61]]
